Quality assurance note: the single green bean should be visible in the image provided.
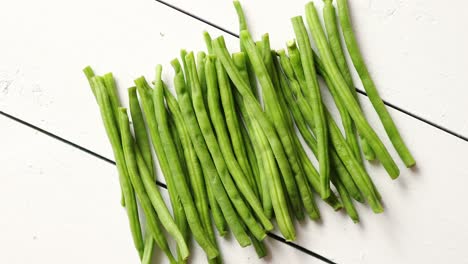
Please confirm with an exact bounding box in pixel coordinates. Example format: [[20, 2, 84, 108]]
[[231, 52, 295, 241], [171, 58, 251, 247], [133, 77, 191, 259], [90, 77, 143, 257], [128, 86, 154, 176], [332, 176, 359, 223], [154, 65, 218, 259], [197, 51, 209, 109], [305, 3, 400, 178], [184, 53, 268, 240], [336, 0, 414, 167], [215, 57, 259, 197], [232, 52, 273, 219], [322, 0, 375, 162], [291, 17, 330, 198], [83, 67, 125, 206], [128, 86, 156, 259], [141, 235, 155, 264], [239, 31, 304, 216], [118, 108, 177, 263], [233, 1, 259, 100]]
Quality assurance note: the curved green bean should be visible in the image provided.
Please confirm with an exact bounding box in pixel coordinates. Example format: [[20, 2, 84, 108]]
[[332, 176, 359, 223], [336, 0, 414, 167], [153, 65, 218, 259], [305, 3, 400, 178], [128, 86, 156, 259], [291, 17, 330, 199], [171, 58, 251, 247], [118, 108, 177, 263], [90, 77, 143, 257]]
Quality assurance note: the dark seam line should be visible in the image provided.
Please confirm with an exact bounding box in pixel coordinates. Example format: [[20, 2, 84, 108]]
[[154, 0, 239, 38], [154, 0, 468, 144], [355, 90, 468, 142], [0, 110, 168, 189], [267, 233, 337, 264], [1, 111, 335, 263]]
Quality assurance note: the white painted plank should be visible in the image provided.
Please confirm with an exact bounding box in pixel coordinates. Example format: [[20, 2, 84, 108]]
[[0, 115, 315, 264], [158, 0, 468, 137]]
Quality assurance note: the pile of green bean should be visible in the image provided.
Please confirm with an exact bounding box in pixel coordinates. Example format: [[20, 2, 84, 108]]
[[83, 0, 415, 262]]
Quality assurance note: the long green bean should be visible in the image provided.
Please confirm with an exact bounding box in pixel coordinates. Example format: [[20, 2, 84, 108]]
[[305, 3, 400, 178], [336, 0, 415, 167], [153, 65, 218, 259], [291, 17, 330, 198], [90, 77, 144, 257], [128, 86, 156, 260], [171, 58, 251, 247], [118, 108, 177, 263], [322, 0, 375, 162], [332, 176, 359, 223], [184, 53, 268, 240], [231, 52, 295, 241], [233, 0, 259, 100], [239, 31, 304, 216], [128, 86, 154, 176]]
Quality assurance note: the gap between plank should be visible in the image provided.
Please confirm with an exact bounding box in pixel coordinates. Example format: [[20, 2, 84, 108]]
[[0, 110, 336, 263], [154, 0, 468, 143]]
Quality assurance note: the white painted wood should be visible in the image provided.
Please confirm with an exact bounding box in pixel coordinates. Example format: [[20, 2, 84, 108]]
[[0, 115, 313, 264], [158, 0, 468, 137], [1, 0, 467, 263]]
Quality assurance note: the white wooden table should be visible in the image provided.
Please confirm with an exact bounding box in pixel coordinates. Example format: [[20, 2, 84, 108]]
[[1, 0, 467, 263]]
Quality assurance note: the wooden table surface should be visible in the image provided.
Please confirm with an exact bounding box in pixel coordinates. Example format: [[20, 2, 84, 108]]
[[1, 0, 467, 263]]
